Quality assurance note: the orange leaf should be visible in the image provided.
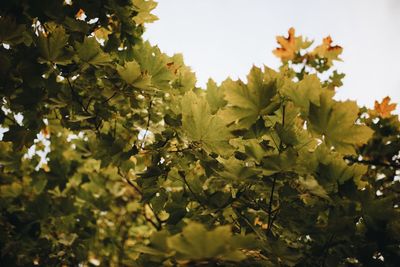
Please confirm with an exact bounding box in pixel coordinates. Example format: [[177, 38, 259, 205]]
[[273, 27, 297, 61], [75, 9, 86, 21], [374, 96, 397, 118], [321, 36, 342, 52], [254, 217, 268, 229], [41, 126, 50, 138]]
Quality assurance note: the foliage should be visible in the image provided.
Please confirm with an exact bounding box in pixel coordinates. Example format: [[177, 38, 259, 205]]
[[1, 1, 399, 266]]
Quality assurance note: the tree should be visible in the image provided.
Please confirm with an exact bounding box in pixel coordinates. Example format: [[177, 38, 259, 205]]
[[0, 1, 399, 266]]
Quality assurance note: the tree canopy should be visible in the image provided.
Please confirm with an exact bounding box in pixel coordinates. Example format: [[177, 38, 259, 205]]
[[1, 1, 399, 266]]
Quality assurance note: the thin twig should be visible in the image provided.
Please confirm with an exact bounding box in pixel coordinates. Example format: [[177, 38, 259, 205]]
[[268, 206, 280, 233], [102, 92, 117, 104], [118, 168, 143, 196], [66, 77, 90, 114], [4, 114, 17, 124], [113, 119, 117, 138], [279, 104, 286, 151], [235, 209, 266, 242], [142, 207, 161, 230], [180, 171, 205, 208], [85, 97, 94, 110], [118, 168, 164, 230], [140, 99, 153, 149], [266, 176, 277, 233]]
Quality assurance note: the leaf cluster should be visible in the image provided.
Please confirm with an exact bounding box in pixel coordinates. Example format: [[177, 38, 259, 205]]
[[0, 2, 399, 266]]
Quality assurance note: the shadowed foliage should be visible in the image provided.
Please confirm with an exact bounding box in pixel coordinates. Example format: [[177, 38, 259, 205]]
[[0, 1, 399, 266]]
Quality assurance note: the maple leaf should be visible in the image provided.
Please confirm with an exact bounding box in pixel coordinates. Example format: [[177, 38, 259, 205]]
[[312, 36, 343, 67], [374, 96, 397, 118], [206, 79, 227, 114], [133, 42, 175, 90], [282, 74, 323, 116], [117, 60, 152, 90], [75, 37, 112, 67], [273, 28, 296, 61], [132, 0, 159, 25], [94, 27, 111, 41], [273, 27, 312, 61], [37, 24, 72, 65], [219, 66, 280, 128], [308, 91, 374, 154], [182, 91, 233, 156]]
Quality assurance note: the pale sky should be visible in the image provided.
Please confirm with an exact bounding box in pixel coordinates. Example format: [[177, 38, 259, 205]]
[[144, 0, 400, 112]]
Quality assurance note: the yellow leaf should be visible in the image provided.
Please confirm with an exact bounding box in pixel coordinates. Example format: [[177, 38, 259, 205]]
[[94, 27, 111, 41], [312, 36, 343, 66]]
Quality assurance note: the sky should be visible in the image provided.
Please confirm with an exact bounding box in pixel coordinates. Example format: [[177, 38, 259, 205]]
[[143, 0, 400, 112]]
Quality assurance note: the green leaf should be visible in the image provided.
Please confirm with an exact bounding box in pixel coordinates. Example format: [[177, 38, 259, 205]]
[[75, 37, 112, 67], [219, 66, 280, 128], [297, 175, 330, 200], [133, 245, 168, 257], [32, 175, 48, 194], [308, 91, 374, 154], [298, 145, 368, 191], [273, 102, 306, 146], [244, 139, 265, 163], [132, 0, 159, 25], [0, 16, 27, 45], [262, 148, 298, 175], [133, 42, 174, 90], [37, 24, 71, 65], [166, 222, 252, 261], [117, 60, 151, 90], [206, 79, 226, 114], [283, 75, 323, 116], [0, 182, 23, 198], [170, 54, 197, 92], [182, 91, 233, 156]]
